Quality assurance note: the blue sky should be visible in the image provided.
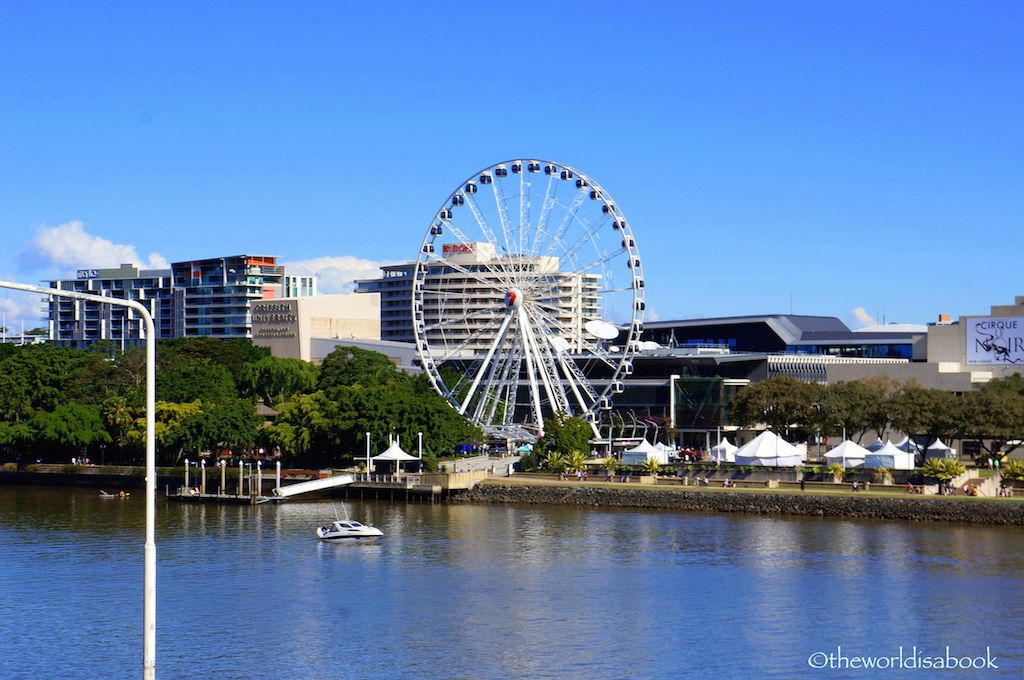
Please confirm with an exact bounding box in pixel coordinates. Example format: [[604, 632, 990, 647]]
[[1, 1, 1021, 331]]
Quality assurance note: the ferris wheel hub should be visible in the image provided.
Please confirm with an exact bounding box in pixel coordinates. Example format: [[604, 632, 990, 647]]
[[504, 288, 524, 309]]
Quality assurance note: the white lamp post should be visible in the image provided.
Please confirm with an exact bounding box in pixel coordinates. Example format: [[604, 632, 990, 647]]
[[220, 460, 226, 495], [365, 432, 372, 473], [238, 459, 244, 495], [0, 280, 158, 679], [184, 458, 190, 490], [200, 459, 206, 496]]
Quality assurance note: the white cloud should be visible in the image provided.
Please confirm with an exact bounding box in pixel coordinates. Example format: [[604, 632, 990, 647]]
[[20, 220, 168, 272], [283, 255, 394, 293], [0, 293, 47, 332], [851, 306, 877, 329]]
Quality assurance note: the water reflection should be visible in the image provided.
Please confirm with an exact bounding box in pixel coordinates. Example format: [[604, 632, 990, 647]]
[[1, 486, 1022, 679]]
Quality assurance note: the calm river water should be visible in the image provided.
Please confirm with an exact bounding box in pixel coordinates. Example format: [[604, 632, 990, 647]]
[[1, 486, 1022, 679]]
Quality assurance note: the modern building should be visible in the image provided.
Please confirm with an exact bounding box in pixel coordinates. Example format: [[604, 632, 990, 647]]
[[47, 256, 317, 348], [641, 314, 925, 359], [47, 264, 175, 348], [355, 242, 600, 352], [251, 292, 381, 362]]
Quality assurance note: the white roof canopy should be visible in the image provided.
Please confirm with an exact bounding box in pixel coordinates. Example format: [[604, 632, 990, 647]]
[[733, 431, 805, 467], [625, 439, 659, 454], [863, 440, 916, 470], [709, 437, 738, 463], [372, 440, 418, 461], [824, 440, 870, 468]]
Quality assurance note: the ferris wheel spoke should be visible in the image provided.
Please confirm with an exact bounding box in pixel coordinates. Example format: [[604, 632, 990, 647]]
[[425, 251, 512, 292], [575, 247, 629, 276], [523, 304, 597, 409], [423, 305, 503, 333], [518, 306, 570, 417], [459, 312, 515, 415], [491, 175, 516, 258], [518, 169, 530, 265], [557, 214, 613, 268], [541, 188, 588, 258], [472, 323, 521, 425], [483, 337, 522, 426], [523, 310, 574, 416], [527, 303, 619, 367], [462, 192, 501, 253], [432, 314, 508, 362], [530, 173, 559, 257]]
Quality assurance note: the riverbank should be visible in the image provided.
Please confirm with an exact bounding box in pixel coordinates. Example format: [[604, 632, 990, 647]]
[[454, 478, 1024, 525]]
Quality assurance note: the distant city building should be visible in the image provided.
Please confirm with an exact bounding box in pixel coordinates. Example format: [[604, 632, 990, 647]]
[[46, 256, 317, 348], [251, 292, 381, 362], [48, 264, 175, 348], [355, 242, 600, 352]]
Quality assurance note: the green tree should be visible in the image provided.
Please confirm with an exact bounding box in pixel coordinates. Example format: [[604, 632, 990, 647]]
[[826, 462, 845, 483], [816, 381, 877, 442], [29, 403, 112, 457], [921, 458, 965, 484], [537, 412, 592, 458], [1001, 460, 1024, 483], [241, 356, 318, 406], [544, 450, 567, 473], [565, 450, 588, 473], [730, 376, 822, 434], [641, 456, 662, 475], [157, 358, 236, 404], [317, 346, 400, 391], [889, 384, 958, 448], [159, 337, 269, 386]]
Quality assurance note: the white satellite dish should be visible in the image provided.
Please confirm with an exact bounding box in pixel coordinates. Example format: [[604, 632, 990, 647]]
[[548, 336, 571, 353], [584, 319, 619, 340]]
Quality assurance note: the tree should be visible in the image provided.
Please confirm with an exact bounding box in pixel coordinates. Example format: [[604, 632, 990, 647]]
[[544, 450, 567, 473], [1002, 460, 1024, 483], [29, 403, 111, 457], [641, 456, 662, 476], [241, 356, 318, 406], [565, 450, 588, 473], [317, 346, 400, 391], [921, 458, 965, 485], [159, 337, 269, 386], [537, 412, 592, 458], [955, 380, 1024, 462], [816, 381, 877, 442], [730, 376, 822, 434], [888, 383, 958, 447], [157, 358, 236, 404], [826, 462, 845, 483]]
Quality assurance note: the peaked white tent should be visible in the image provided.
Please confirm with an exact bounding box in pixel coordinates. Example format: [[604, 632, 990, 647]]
[[865, 439, 886, 452], [372, 436, 419, 474], [925, 438, 958, 461], [621, 439, 669, 466], [824, 440, 870, 469], [894, 436, 923, 454], [709, 437, 738, 463], [733, 431, 805, 467], [864, 440, 916, 470]]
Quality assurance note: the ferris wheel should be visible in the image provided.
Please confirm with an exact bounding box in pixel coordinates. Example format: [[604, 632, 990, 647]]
[[412, 160, 645, 441]]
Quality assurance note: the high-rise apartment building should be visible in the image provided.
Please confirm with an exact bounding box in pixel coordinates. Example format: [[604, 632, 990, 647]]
[[47, 255, 317, 347], [48, 264, 175, 348]]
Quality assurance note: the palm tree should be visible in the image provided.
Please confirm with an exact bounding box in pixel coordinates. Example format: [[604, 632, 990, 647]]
[[544, 450, 567, 473], [827, 462, 845, 483], [565, 450, 587, 474], [641, 456, 661, 476], [602, 455, 618, 480]]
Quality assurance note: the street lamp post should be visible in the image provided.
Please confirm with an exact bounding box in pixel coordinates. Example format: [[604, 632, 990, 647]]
[[0, 280, 158, 679], [669, 374, 680, 446]]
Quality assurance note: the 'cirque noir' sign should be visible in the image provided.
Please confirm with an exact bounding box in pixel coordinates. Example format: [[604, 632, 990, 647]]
[[966, 317, 1024, 365]]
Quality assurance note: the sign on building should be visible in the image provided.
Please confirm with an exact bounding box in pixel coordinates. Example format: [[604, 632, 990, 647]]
[[966, 317, 1024, 365]]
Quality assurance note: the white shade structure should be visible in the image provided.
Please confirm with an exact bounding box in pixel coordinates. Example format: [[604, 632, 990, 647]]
[[709, 437, 738, 463], [894, 436, 923, 454], [925, 438, 958, 460], [824, 440, 870, 469], [864, 440, 916, 470], [621, 439, 669, 465], [865, 439, 886, 452], [372, 437, 419, 473], [733, 431, 805, 467]]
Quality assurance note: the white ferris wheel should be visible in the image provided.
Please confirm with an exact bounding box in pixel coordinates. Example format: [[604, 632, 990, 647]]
[[412, 160, 645, 441]]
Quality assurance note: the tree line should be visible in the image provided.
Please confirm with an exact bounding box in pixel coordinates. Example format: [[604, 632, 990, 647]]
[[729, 374, 1024, 461], [0, 339, 482, 469]]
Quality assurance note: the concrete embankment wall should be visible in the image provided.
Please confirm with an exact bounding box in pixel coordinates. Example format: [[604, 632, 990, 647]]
[[454, 484, 1024, 526]]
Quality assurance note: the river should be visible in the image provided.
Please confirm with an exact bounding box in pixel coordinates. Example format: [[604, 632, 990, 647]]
[[1, 486, 1022, 679]]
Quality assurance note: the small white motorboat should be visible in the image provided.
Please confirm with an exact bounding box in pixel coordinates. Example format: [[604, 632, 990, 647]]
[[315, 520, 383, 542]]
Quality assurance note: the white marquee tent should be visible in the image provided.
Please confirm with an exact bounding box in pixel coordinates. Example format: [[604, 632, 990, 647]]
[[925, 438, 958, 460], [824, 440, 870, 469], [865, 439, 886, 452], [621, 439, 669, 466], [863, 440, 916, 470], [372, 437, 420, 474], [709, 437, 738, 463], [894, 436, 923, 454], [733, 431, 805, 467]]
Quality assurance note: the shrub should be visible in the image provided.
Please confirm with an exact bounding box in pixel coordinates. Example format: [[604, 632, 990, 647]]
[[827, 463, 845, 482], [1000, 459, 1024, 482], [873, 467, 892, 483]]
